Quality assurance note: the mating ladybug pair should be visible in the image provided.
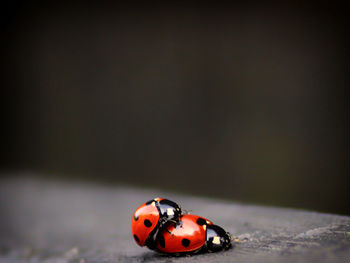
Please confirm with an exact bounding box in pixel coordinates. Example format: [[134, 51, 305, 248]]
[[131, 198, 232, 255]]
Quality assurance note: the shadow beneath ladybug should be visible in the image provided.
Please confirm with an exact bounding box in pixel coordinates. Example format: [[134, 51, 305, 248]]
[[141, 244, 234, 261]]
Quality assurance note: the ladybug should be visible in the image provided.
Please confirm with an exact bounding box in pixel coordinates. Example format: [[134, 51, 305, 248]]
[[155, 214, 231, 255], [131, 198, 182, 249]]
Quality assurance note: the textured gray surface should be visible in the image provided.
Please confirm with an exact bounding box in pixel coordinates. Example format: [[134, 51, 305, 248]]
[[1, 176, 350, 263]]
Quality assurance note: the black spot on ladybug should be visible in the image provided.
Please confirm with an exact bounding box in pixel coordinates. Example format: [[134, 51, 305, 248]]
[[134, 234, 140, 243], [134, 214, 139, 221], [144, 219, 152, 227], [182, 238, 190, 247], [159, 235, 165, 248], [196, 218, 206, 226]]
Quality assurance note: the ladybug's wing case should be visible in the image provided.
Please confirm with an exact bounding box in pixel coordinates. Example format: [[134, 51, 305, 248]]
[[156, 215, 208, 254], [131, 200, 160, 246]]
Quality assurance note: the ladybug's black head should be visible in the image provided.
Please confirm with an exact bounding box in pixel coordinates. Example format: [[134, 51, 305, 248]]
[[205, 224, 232, 252], [157, 199, 182, 223]]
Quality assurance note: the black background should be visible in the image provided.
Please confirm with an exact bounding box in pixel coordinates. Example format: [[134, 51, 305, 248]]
[[2, 1, 349, 214]]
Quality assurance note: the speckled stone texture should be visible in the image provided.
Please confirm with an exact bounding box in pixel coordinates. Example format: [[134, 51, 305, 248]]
[[1, 175, 350, 263]]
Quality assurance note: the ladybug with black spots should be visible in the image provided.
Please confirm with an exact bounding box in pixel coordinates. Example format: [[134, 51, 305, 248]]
[[155, 214, 232, 255], [131, 198, 182, 249]]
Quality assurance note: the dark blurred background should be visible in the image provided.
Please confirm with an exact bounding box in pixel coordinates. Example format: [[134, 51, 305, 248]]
[[1, 2, 349, 214]]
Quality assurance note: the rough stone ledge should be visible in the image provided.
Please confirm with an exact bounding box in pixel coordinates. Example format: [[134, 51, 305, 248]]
[[0, 175, 349, 263]]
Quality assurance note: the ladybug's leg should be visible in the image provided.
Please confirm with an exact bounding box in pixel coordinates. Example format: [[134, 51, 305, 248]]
[[228, 232, 241, 243], [158, 217, 168, 226]]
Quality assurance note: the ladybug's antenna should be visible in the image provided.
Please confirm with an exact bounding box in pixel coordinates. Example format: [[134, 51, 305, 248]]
[[228, 232, 241, 244], [166, 229, 174, 236]]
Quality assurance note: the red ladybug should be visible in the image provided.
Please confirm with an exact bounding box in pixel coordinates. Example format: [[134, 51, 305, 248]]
[[131, 198, 182, 248], [155, 214, 231, 255]]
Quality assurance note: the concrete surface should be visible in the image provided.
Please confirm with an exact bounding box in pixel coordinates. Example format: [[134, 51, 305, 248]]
[[0, 175, 350, 263]]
